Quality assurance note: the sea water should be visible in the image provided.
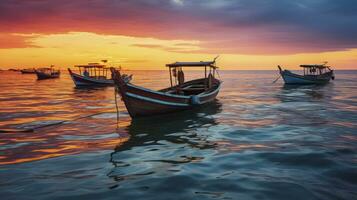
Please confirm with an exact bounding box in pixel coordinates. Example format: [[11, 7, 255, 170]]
[[0, 70, 356, 199]]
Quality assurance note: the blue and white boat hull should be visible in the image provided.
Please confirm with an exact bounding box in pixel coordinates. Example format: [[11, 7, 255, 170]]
[[279, 69, 334, 85]]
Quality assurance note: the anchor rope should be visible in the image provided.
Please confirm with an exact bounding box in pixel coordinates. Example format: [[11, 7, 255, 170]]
[[0, 111, 114, 133], [114, 86, 120, 129], [216, 69, 222, 80], [272, 74, 281, 83], [1, 77, 123, 133]]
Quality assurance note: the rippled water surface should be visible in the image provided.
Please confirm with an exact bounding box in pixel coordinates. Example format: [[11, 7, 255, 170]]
[[0, 70, 356, 200]]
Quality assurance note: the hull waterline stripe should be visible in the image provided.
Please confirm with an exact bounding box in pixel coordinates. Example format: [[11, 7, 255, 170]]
[[72, 73, 113, 84], [126, 92, 190, 107], [282, 74, 329, 84], [282, 72, 331, 81]]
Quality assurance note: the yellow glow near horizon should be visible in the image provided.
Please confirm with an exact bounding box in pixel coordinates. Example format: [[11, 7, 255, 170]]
[[0, 32, 356, 70]]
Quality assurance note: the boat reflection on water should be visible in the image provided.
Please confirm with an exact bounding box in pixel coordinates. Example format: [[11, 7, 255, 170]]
[[280, 83, 334, 101], [107, 101, 222, 181], [275, 83, 333, 126], [71, 85, 110, 96], [114, 100, 222, 152]]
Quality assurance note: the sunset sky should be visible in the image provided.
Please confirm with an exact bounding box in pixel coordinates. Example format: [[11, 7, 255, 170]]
[[0, 0, 356, 70]]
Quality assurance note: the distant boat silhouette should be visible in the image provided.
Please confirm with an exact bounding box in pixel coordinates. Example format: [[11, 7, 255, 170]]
[[35, 66, 60, 80], [20, 68, 36, 74], [68, 63, 131, 87]]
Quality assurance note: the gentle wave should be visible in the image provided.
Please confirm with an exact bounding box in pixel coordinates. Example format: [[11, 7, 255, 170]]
[[0, 70, 356, 199]]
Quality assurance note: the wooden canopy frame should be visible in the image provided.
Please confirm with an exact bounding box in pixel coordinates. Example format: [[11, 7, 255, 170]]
[[166, 61, 218, 87], [75, 64, 110, 79], [300, 64, 332, 76]]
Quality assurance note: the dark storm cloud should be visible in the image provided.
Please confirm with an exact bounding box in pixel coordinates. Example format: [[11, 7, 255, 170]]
[[0, 0, 356, 54]]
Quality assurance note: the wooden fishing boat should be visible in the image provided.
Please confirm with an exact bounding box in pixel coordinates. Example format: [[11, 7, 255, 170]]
[[111, 59, 222, 118], [68, 63, 132, 87], [35, 66, 60, 80], [278, 63, 335, 85], [20, 68, 36, 74]]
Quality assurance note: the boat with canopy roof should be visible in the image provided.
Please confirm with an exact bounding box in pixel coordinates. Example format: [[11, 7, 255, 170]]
[[111, 58, 222, 118], [278, 63, 335, 85], [35, 66, 60, 80], [68, 63, 131, 87]]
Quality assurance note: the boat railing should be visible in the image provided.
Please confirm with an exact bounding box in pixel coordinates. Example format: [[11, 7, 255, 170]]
[[87, 75, 107, 80]]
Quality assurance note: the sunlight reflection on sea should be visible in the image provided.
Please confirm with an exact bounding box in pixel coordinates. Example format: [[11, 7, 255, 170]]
[[0, 70, 356, 199]]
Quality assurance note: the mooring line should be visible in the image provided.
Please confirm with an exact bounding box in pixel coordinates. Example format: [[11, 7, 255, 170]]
[[114, 87, 120, 129], [272, 74, 281, 83], [0, 111, 116, 133]]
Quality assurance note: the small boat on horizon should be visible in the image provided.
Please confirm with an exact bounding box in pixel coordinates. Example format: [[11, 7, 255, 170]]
[[35, 66, 60, 80], [68, 63, 132, 87], [278, 63, 335, 85], [20, 68, 36, 74], [111, 59, 222, 118], [8, 68, 20, 72]]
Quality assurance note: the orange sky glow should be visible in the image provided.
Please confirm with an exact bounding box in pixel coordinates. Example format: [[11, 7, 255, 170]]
[[0, 1, 356, 70]]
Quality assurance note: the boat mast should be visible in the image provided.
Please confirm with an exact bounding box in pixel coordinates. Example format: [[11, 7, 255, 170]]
[[169, 66, 173, 87], [205, 66, 207, 79]]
